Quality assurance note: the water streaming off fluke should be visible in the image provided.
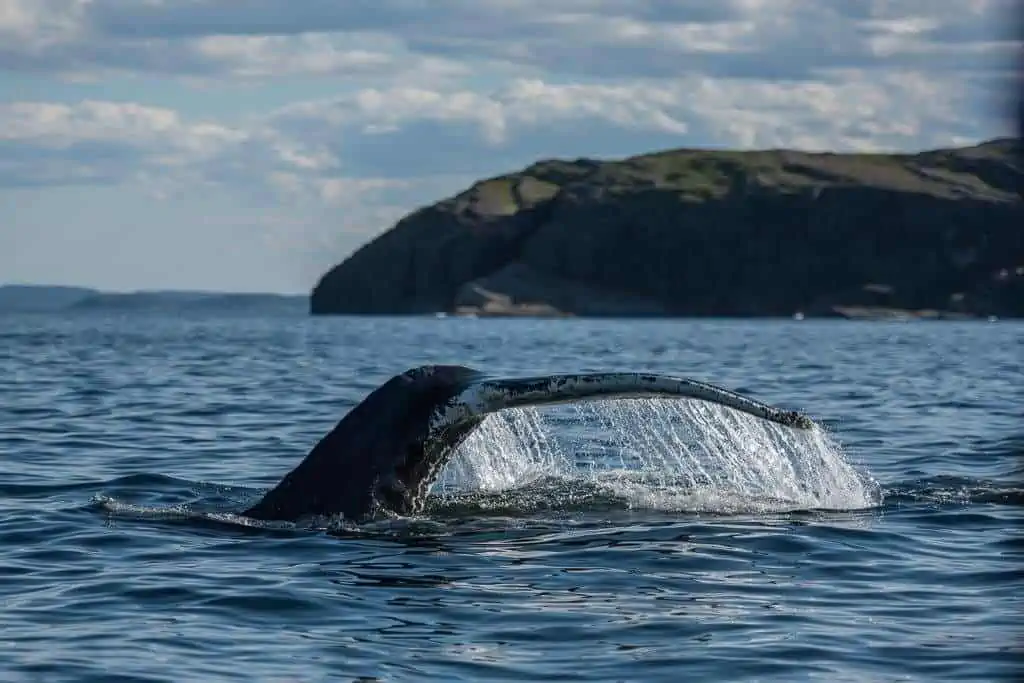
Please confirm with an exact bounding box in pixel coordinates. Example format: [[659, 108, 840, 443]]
[[438, 399, 880, 513]]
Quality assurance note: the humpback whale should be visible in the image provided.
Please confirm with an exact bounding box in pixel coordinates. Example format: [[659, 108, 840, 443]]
[[243, 365, 816, 523]]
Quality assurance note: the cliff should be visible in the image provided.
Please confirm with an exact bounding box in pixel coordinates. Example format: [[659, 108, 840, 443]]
[[310, 138, 1023, 318]]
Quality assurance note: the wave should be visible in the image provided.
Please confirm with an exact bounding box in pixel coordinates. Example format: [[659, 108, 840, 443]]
[[78, 400, 1016, 538]]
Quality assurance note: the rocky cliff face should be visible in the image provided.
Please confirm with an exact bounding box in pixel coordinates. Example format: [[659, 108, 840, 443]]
[[310, 139, 1023, 318]]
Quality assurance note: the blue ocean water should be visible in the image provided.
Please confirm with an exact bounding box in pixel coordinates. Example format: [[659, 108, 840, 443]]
[[0, 312, 1021, 682]]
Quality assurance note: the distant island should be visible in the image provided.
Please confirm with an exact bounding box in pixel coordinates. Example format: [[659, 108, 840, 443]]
[[311, 138, 1023, 319], [0, 285, 307, 314]]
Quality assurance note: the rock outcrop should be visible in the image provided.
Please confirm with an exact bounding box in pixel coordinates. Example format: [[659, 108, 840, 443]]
[[310, 138, 1023, 318]]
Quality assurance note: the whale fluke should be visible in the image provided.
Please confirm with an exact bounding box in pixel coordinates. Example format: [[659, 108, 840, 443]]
[[242, 365, 816, 523]]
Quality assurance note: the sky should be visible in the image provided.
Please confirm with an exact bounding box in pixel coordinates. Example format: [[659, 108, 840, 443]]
[[1, 1, 1021, 294]]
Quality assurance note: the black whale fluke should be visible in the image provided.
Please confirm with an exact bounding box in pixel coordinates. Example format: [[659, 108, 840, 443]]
[[242, 365, 817, 524]]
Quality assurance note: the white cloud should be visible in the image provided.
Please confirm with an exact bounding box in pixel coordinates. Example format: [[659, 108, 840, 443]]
[[1, 2, 1016, 155], [0, 0, 1018, 292], [188, 34, 394, 79], [0, 100, 247, 187], [0, 0, 87, 48], [0, 0, 1017, 83], [0, 100, 236, 148], [0, 59, 1005, 192], [256, 68, 997, 184]]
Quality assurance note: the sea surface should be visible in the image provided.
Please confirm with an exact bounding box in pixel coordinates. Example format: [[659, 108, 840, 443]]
[[0, 311, 1021, 682]]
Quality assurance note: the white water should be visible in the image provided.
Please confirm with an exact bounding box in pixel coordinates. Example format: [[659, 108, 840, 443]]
[[98, 399, 880, 526], [440, 399, 881, 513]]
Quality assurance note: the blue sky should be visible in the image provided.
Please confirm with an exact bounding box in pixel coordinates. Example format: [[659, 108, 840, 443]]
[[2, 0, 1020, 293]]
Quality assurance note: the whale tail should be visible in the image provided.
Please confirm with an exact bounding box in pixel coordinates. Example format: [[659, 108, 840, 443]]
[[438, 371, 814, 431], [242, 365, 816, 523]]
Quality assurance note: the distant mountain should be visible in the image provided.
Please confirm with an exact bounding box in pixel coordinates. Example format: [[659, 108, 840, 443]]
[[0, 285, 99, 311], [70, 291, 307, 312], [0, 285, 307, 313]]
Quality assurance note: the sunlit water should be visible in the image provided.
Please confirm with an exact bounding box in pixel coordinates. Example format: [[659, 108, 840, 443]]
[[1, 313, 1021, 682]]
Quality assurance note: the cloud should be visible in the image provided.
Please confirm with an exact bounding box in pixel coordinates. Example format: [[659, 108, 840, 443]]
[[0, 2, 1018, 218], [1, 67, 992, 203], [258, 66, 1002, 182], [1, 0, 1018, 83], [0, 2, 467, 83], [0, 100, 245, 186], [0, 1, 1019, 294], [1, 1, 1016, 179]]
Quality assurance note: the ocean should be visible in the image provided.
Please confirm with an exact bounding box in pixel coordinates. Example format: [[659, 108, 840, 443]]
[[1, 311, 1020, 682]]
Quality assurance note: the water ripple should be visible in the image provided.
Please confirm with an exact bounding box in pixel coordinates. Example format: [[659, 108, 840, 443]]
[[0, 314, 1021, 682]]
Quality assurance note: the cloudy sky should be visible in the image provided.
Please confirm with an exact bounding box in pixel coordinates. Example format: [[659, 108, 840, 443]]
[[2, 0, 1020, 293]]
